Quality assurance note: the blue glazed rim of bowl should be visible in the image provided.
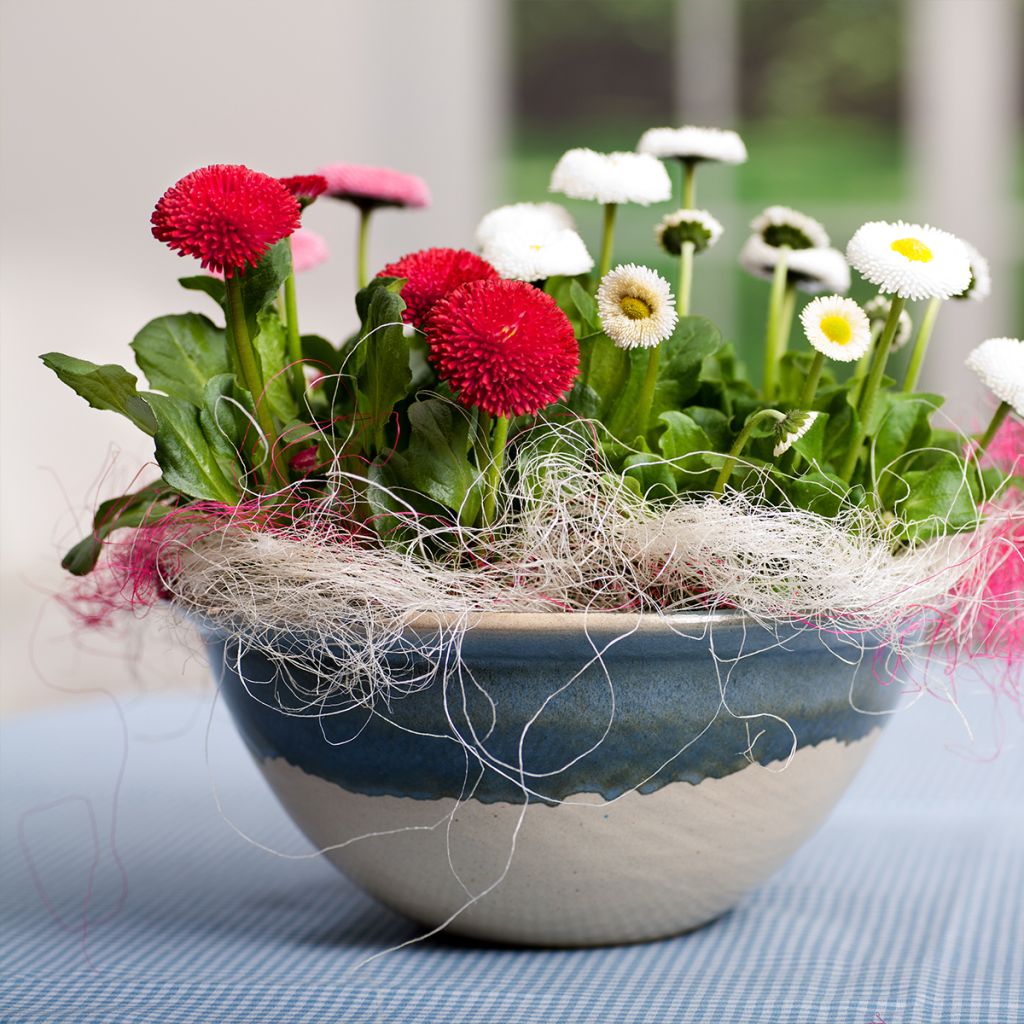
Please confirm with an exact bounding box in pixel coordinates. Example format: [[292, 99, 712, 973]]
[[202, 606, 904, 802]]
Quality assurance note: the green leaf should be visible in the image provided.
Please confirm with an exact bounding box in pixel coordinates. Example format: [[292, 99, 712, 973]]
[[870, 392, 941, 475], [240, 240, 292, 338], [821, 400, 861, 471], [565, 382, 602, 420], [895, 462, 980, 541], [61, 482, 176, 576], [658, 411, 713, 464], [654, 410, 719, 492], [777, 351, 834, 405], [301, 333, 345, 374], [569, 279, 600, 332], [199, 373, 258, 478], [367, 402, 482, 537], [355, 275, 405, 325], [178, 275, 226, 307], [543, 275, 591, 328], [585, 333, 633, 421], [130, 313, 229, 406], [147, 393, 240, 504], [651, 316, 725, 419], [251, 311, 298, 423], [623, 450, 677, 500], [355, 287, 412, 451], [41, 352, 157, 435], [394, 400, 482, 523], [680, 406, 731, 451], [781, 469, 852, 518]]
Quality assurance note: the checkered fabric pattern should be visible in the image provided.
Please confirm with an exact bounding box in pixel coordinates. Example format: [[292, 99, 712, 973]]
[[2, 687, 1020, 1024]]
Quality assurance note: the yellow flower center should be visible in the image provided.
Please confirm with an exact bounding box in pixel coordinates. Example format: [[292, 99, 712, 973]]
[[891, 237, 933, 262], [820, 314, 852, 345], [620, 296, 652, 321]]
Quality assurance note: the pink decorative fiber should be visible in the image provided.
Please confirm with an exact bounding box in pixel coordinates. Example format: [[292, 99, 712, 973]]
[[316, 162, 431, 209], [985, 416, 1023, 474]]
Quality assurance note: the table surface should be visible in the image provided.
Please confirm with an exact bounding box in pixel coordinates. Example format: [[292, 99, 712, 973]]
[[1, 681, 1021, 1024]]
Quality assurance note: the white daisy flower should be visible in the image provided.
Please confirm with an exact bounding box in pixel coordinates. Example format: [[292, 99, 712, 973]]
[[596, 264, 678, 350], [751, 205, 830, 250], [773, 411, 820, 457], [481, 228, 594, 282], [550, 148, 672, 206], [846, 220, 972, 301], [637, 125, 748, 165], [655, 208, 723, 256], [800, 295, 872, 363], [953, 240, 992, 302], [475, 202, 574, 248], [864, 294, 914, 349], [739, 236, 850, 294], [966, 337, 1024, 417]]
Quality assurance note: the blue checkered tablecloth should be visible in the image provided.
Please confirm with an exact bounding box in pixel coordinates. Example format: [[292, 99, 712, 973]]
[[1, 684, 1021, 1024]]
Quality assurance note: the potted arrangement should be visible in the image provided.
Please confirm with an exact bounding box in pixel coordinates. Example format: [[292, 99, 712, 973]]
[[46, 129, 1022, 947]]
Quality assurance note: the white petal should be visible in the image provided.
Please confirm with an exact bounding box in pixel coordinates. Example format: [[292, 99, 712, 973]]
[[637, 125, 747, 165], [966, 337, 1024, 416], [846, 220, 971, 301], [550, 149, 672, 206]]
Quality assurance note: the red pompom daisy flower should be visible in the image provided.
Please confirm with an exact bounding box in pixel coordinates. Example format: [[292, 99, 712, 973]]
[[378, 248, 499, 328], [317, 162, 431, 209], [151, 164, 300, 277], [278, 174, 328, 209], [427, 279, 579, 418]]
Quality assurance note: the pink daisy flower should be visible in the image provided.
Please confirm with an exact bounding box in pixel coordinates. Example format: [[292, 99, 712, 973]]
[[316, 162, 431, 209], [290, 228, 330, 274]]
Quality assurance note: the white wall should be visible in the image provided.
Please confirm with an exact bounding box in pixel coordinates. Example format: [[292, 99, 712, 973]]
[[0, 0, 506, 712], [907, 0, 1022, 423]]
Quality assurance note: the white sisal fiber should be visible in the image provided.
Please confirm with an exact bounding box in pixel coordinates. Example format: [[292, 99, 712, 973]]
[[146, 421, 1019, 704]]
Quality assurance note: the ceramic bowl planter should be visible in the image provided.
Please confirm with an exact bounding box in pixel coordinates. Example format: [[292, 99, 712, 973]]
[[203, 610, 901, 947]]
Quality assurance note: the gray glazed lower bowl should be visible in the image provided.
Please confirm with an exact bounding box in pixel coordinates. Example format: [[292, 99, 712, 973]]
[[203, 610, 902, 946]]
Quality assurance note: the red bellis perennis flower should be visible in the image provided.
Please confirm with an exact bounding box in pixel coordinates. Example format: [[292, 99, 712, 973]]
[[378, 247, 499, 328], [151, 164, 301, 278], [427, 279, 580, 418], [278, 174, 328, 209]]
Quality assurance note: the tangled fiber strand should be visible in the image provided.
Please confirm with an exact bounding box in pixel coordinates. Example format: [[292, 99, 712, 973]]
[[67, 418, 1021, 709]]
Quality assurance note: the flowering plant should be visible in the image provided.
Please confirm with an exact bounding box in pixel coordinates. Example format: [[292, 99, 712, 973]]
[[43, 141, 1021, 655]]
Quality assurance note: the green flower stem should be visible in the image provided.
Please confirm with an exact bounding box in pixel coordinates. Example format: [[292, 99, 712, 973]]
[[902, 296, 941, 393], [839, 294, 906, 483], [761, 246, 790, 399], [637, 344, 662, 437], [975, 400, 1011, 459], [282, 239, 305, 405], [713, 409, 786, 496], [675, 160, 697, 316], [681, 158, 697, 208], [678, 241, 694, 317], [482, 414, 510, 527], [224, 274, 280, 483], [597, 203, 618, 282], [357, 207, 373, 289], [798, 351, 827, 410], [778, 283, 797, 357], [472, 409, 492, 476], [850, 322, 884, 407]]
